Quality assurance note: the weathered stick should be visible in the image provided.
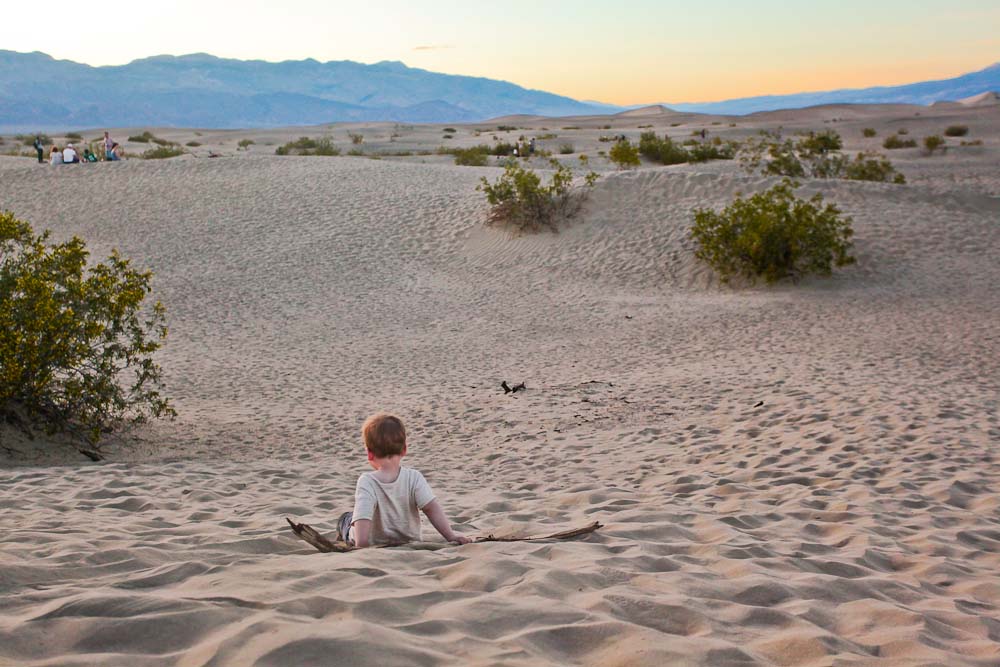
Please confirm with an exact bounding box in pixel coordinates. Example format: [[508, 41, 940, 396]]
[[286, 518, 602, 553]]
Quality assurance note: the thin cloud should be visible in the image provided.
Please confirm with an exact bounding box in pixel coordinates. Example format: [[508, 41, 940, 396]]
[[413, 45, 454, 51]]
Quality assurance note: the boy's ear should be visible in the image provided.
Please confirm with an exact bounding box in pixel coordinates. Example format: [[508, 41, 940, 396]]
[[401, 444, 407, 457], [366, 449, 375, 462]]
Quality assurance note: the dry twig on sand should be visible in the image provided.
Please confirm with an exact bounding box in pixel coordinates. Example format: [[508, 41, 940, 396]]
[[286, 517, 602, 553]]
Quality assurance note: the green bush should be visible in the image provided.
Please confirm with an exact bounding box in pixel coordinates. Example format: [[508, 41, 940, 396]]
[[609, 139, 640, 169], [943, 125, 969, 137], [798, 130, 843, 155], [0, 212, 173, 445], [186, 141, 202, 147], [348, 133, 364, 145], [961, 139, 983, 146], [883, 135, 916, 149], [923, 135, 946, 154], [128, 131, 155, 143], [443, 128, 457, 133], [639, 131, 689, 165], [237, 139, 255, 149], [688, 141, 737, 163], [558, 143, 574, 154], [142, 145, 185, 159], [478, 159, 598, 232], [842, 152, 906, 183], [897, 128, 909, 135], [690, 180, 855, 285], [862, 128, 877, 138], [275, 137, 339, 156], [64, 132, 83, 140], [452, 147, 490, 166]]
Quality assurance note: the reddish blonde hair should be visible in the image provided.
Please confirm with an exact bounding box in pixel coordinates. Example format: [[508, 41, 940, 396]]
[[362, 413, 407, 458]]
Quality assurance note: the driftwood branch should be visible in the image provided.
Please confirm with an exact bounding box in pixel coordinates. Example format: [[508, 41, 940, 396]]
[[286, 518, 602, 554]]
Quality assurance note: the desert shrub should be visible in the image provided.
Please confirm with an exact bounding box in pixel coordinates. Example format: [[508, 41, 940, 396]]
[[639, 131, 689, 165], [883, 135, 916, 149], [561, 126, 581, 130], [609, 139, 640, 169], [346, 133, 362, 145], [558, 143, 574, 154], [538, 133, 557, 140], [943, 125, 969, 137], [601, 125, 612, 130], [142, 145, 184, 159], [491, 142, 517, 156], [452, 147, 490, 166], [496, 125, 517, 132], [0, 212, 173, 445], [151, 137, 178, 147], [690, 180, 855, 285], [688, 141, 737, 163], [862, 128, 877, 138], [17, 134, 52, 146], [897, 128, 909, 135], [238, 139, 255, 149], [442, 134, 453, 139], [347, 148, 365, 156], [961, 139, 983, 146], [923, 135, 946, 154], [186, 141, 202, 147], [478, 159, 598, 233], [842, 152, 906, 183], [275, 137, 338, 156], [443, 128, 456, 133], [64, 132, 83, 140], [798, 130, 842, 155], [128, 131, 155, 143]]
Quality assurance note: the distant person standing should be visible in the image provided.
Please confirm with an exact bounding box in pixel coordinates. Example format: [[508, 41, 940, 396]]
[[33, 136, 44, 163], [103, 131, 114, 160]]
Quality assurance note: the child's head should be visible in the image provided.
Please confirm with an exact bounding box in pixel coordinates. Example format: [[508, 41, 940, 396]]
[[362, 413, 407, 459]]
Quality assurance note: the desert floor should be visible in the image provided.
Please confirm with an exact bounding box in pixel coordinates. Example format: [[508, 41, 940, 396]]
[[1, 103, 999, 666]]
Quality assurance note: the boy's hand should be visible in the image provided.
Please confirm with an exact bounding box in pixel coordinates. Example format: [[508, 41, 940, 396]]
[[450, 534, 472, 545]]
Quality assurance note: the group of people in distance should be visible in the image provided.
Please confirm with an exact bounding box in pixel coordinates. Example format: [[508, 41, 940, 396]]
[[42, 131, 123, 165]]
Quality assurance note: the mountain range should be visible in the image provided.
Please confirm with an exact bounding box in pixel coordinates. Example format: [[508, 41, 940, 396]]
[[0, 50, 997, 131]]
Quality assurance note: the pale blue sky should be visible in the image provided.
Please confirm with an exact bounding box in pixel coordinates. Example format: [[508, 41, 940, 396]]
[[7, 0, 999, 103]]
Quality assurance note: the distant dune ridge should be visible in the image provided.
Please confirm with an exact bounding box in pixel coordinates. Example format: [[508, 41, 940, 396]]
[[0, 50, 999, 130]]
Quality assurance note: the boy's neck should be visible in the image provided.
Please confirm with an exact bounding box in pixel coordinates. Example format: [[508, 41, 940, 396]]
[[372, 456, 403, 481]]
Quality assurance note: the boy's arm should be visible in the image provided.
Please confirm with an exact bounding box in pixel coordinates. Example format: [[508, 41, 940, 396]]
[[352, 519, 372, 548], [421, 500, 471, 544]]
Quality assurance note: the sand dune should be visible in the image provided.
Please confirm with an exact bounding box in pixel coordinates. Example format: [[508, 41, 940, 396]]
[[1, 105, 999, 666]]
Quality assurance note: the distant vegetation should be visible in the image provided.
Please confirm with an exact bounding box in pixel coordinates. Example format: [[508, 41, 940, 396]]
[[16, 133, 52, 146], [64, 132, 83, 140], [608, 139, 640, 169], [0, 212, 173, 448], [348, 133, 364, 145], [883, 135, 917, 149], [639, 131, 738, 166], [691, 180, 855, 285], [923, 135, 946, 155], [128, 131, 177, 147], [478, 159, 598, 233], [275, 137, 340, 156], [943, 125, 969, 137], [186, 141, 202, 147], [142, 145, 185, 159], [558, 143, 575, 155], [862, 128, 877, 138], [238, 139, 255, 149], [443, 128, 456, 133], [450, 147, 489, 166], [741, 130, 904, 183]]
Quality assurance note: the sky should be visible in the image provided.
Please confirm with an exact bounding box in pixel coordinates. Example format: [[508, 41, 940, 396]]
[[6, 0, 1000, 104]]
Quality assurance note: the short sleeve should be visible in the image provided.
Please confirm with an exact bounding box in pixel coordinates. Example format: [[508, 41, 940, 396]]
[[412, 470, 436, 509], [352, 476, 377, 522]]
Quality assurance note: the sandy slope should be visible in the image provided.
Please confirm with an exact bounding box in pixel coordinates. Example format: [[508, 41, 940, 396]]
[[0, 106, 998, 666]]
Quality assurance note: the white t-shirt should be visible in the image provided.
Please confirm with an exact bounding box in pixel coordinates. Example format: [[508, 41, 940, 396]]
[[352, 467, 435, 545], [63, 147, 77, 163]]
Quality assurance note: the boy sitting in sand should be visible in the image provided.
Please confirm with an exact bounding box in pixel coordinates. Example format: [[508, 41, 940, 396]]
[[338, 413, 470, 547]]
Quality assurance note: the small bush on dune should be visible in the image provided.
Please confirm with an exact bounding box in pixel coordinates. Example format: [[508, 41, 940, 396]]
[[443, 128, 457, 133], [17, 133, 52, 146], [797, 130, 843, 155], [478, 159, 599, 233], [691, 180, 855, 285], [186, 141, 202, 147], [0, 212, 174, 446], [943, 125, 969, 137], [609, 139, 640, 169], [961, 139, 983, 146], [238, 139, 255, 149], [128, 131, 155, 143], [842, 152, 906, 183], [897, 128, 909, 135], [275, 137, 339, 156], [558, 143, 574, 154], [452, 147, 490, 166], [923, 135, 946, 155], [142, 145, 185, 159], [883, 135, 916, 149], [862, 128, 877, 138], [639, 131, 688, 165], [348, 133, 364, 145], [64, 132, 83, 140]]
